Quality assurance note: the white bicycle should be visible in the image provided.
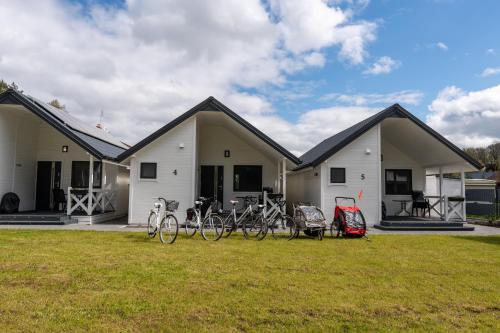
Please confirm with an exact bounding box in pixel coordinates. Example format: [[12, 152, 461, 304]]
[[185, 197, 224, 241], [147, 197, 179, 244]]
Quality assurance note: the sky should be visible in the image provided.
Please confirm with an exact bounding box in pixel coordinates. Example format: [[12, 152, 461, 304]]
[[0, 0, 499, 156]]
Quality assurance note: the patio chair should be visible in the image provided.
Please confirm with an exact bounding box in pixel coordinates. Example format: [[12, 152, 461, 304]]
[[52, 188, 67, 212], [411, 191, 430, 217]]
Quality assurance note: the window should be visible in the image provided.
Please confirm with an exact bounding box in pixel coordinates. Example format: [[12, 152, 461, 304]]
[[233, 165, 262, 192], [385, 169, 412, 195], [71, 161, 102, 188], [140, 163, 157, 179], [330, 168, 346, 184]]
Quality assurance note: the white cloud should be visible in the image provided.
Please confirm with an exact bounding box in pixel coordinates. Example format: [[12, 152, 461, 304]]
[[245, 106, 379, 155], [320, 90, 423, 106], [427, 85, 500, 147], [486, 48, 496, 55], [363, 56, 400, 75], [481, 67, 500, 77], [0, 0, 379, 145], [436, 42, 448, 51]]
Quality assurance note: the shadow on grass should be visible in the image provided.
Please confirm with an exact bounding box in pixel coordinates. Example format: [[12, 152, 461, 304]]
[[452, 235, 500, 246]]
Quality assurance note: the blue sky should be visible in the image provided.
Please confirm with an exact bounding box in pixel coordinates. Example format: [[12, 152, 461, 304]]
[[270, 0, 500, 121], [1, 0, 499, 153]]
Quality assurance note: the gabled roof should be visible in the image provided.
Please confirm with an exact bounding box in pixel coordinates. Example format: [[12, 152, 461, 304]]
[[296, 103, 482, 170], [118, 96, 301, 164], [0, 89, 127, 160]]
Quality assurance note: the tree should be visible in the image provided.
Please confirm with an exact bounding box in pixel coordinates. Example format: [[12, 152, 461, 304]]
[[0, 80, 22, 93], [48, 99, 66, 110]]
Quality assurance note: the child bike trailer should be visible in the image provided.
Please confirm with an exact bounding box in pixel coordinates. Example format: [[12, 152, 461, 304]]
[[293, 204, 328, 240], [331, 197, 367, 238]]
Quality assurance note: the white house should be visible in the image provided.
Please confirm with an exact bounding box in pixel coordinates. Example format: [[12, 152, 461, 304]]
[[287, 104, 482, 226], [0, 89, 129, 223], [117, 97, 301, 224], [1, 90, 481, 228]]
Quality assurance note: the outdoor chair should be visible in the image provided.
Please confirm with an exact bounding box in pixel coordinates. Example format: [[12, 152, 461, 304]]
[[52, 188, 67, 212], [411, 191, 430, 217]]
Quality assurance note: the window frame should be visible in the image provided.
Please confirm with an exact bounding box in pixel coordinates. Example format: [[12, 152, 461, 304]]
[[233, 165, 263, 192], [71, 161, 102, 189], [385, 169, 412, 195], [140, 162, 157, 180], [329, 167, 346, 184]]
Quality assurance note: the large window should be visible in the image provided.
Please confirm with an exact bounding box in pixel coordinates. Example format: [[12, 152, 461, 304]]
[[71, 161, 102, 188], [233, 165, 262, 192], [385, 169, 412, 195], [330, 168, 346, 184], [140, 162, 157, 179]]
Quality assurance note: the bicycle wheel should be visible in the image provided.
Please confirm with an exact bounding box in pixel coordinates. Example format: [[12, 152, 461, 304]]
[[160, 214, 179, 244], [223, 215, 235, 238], [243, 215, 268, 240], [271, 215, 296, 240], [147, 211, 157, 238], [184, 214, 197, 237], [201, 215, 224, 241]]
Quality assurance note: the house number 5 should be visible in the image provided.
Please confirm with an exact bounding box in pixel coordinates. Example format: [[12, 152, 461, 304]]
[[361, 174, 365, 180]]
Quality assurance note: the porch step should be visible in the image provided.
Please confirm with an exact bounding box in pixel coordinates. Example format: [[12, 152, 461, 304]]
[[0, 214, 77, 225], [373, 224, 475, 231], [380, 220, 465, 228]]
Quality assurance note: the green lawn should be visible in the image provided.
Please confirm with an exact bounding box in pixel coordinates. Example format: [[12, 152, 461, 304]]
[[0, 231, 499, 332]]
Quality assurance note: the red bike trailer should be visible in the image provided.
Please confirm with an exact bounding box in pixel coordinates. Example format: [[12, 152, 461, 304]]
[[331, 196, 367, 238]]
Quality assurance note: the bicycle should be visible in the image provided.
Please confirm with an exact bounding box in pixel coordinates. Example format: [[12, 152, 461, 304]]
[[264, 194, 296, 240], [184, 197, 224, 241], [222, 196, 267, 240], [147, 197, 179, 244]]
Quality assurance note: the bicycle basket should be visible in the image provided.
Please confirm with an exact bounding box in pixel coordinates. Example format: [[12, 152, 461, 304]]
[[166, 200, 179, 211]]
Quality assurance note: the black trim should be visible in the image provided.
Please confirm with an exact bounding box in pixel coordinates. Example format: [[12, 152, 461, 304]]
[[296, 104, 482, 171], [117, 96, 301, 164]]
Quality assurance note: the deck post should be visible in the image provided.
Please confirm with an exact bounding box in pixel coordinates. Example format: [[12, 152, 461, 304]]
[[87, 155, 94, 216], [277, 160, 281, 194], [101, 161, 106, 212], [439, 167, 443, 218], [460, 170, 466, 222], [282, 158, 287, 201]]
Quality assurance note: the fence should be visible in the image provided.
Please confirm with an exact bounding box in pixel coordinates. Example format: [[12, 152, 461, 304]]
[[465, 188, 499, 218]]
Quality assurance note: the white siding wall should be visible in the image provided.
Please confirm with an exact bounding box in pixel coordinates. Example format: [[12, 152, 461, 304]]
[[128, 118, 196, 224], [0, 110, 39, 211], [198, 124, 278, 210], [320, 126, 381, 225], [381, 138, 425, 215]]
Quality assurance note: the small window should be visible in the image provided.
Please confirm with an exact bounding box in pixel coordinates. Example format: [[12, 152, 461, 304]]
[[233, 165, 262, 192], [140, 163, 157, 179], [330, 168, 346, 184], [385, 169, 412, 195], [71, 161, 102, 188]]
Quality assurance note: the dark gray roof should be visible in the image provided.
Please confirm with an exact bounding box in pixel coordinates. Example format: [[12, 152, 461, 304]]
[[296, 104, 482, 171], [118, 96, 301, 164], [0, 89, 127, 160]]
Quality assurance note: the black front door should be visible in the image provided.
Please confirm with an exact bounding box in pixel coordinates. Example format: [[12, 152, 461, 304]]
[[36, 161, 52, 211], [200, 165, 224, 205], [35, 161, 62, 211]]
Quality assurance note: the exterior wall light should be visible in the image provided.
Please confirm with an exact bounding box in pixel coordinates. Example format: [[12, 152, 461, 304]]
[[224, 150, 230, 158], [365, 148, 371, 155], [179, 143, 185, 149], [62, 145, 69, 153]]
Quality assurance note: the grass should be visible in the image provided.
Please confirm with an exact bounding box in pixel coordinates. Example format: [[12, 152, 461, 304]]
[[0, 231, 499, 332]]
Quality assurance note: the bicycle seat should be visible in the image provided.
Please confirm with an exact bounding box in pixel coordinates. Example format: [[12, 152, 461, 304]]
[[195, 200, 202, 205], [154, 203, 162, 208], [230, 200, 239, 205], [258, 204, 265, 208]]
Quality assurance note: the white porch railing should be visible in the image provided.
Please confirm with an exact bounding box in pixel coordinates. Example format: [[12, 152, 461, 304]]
[[67, 187, 115, 216], [426, 195, 466, 222], [263, 191, 283, 219]]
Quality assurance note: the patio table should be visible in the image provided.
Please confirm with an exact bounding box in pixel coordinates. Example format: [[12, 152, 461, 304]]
[[393, 199, 412, 216]]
